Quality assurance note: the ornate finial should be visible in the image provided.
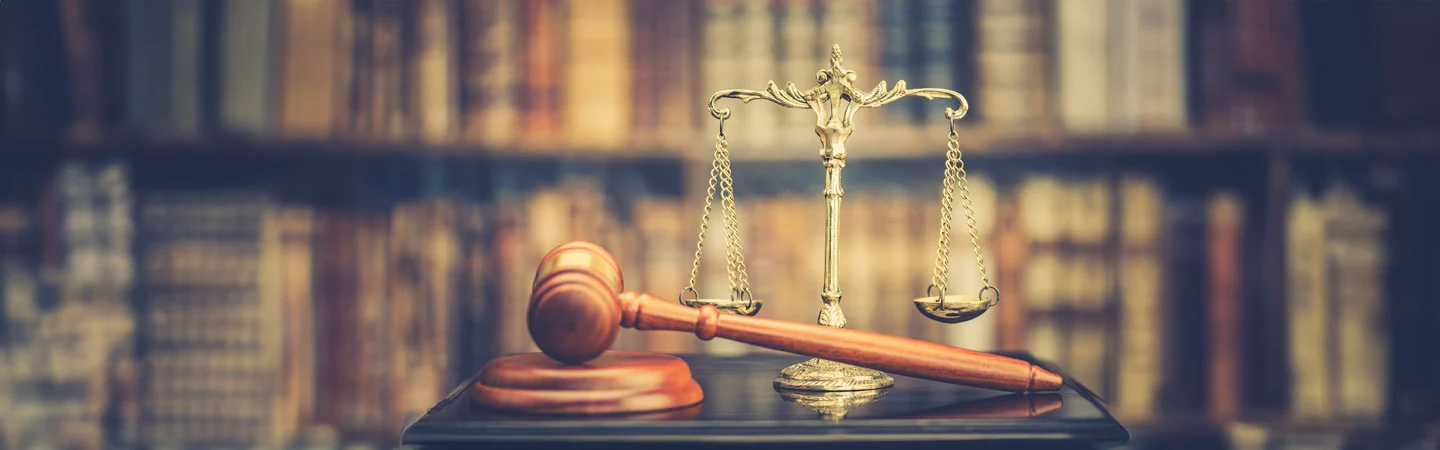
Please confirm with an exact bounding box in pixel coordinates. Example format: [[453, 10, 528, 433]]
[[830, 45, 843, 68]]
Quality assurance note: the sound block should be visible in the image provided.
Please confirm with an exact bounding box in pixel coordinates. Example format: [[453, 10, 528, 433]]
[[471, 351, 704, 415]]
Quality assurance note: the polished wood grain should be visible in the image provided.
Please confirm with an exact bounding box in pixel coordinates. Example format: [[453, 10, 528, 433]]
[[617, 291, 1063, 392], [883, 393, 1064, 420], [472, 351, 704, 415], [479, 351, 697, 391], [526, 241, 1062, 396], [528, 242, 627, 364]]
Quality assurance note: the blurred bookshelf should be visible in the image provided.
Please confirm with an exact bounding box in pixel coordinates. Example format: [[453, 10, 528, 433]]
[[2, 0, 1440, 450]]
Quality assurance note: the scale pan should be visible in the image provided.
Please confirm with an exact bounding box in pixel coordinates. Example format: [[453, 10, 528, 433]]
[[913, 295, 992, 324]]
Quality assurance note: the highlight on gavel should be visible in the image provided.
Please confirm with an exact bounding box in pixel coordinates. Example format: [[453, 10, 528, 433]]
[[527, 241, 1063, 394]]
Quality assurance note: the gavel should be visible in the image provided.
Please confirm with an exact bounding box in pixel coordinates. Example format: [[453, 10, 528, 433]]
[[529, 241, 1062, 393]]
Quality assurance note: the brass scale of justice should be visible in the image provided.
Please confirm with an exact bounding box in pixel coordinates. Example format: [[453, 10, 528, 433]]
[[679, 45, 1001, 396]]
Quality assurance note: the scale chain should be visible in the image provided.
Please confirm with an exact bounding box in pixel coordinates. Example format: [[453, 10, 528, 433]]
[[931, 120, 992, 302], [685, 123, 751, 303], [685, 130, 723, 292], [719, 135, 750, 292]]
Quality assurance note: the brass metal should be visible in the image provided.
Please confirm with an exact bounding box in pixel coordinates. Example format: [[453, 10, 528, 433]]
[[681, 123, 762, 316], [703, 45, 995, 391], [918, 121, 997, 322], [913, 295, 991, 324], [776, 387, 889, 423], [773, 356, 893, 392]]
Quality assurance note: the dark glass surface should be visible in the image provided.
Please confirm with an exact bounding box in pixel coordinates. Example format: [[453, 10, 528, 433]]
[[400, 352, 1129, 449]]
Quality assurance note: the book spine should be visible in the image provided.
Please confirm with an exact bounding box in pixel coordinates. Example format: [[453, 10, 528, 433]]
[[350, 213, 389, 435], [169, 0, 202, 136], [653, 0, 698, 143], [1065, 178, 1114, 399], [278, 0, 341, 137], [994, 188, 1029, 352], [126, 0, 172, 133], [138, 191, 272, 446], [58, 0, 102, 137], [331, 0, 355, 138], [976, 0, 1052, 135], [348, 0, 374, 137], [411, 0, 458, 143], [494, 201, 536, 356], [1124, 0, 1187, 132], [273, 206, 314, 445], [1286, 189, 1331, 417], [1018, 176, 1064, 367], [521, 0, 564, 145], [564, 0, 631, 149], [878, 0, 911, 126], [220, 0, 276, 135], [1114, 174, 1163, 418], [462, 0, 521, 145], [1324, 185, 1389, 418], [1206, 191, 1243, 421], [1162, 193, 1208, 413], [1055, 0, 1109, 133], [370, 0, 406, 139]]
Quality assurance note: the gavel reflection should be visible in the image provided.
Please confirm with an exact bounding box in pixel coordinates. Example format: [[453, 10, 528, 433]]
[[883, 393, 1064, 420], [530, 242, 1062, 393]]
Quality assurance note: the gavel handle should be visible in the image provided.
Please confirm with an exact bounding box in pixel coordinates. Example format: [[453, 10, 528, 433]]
[[618, 291, 1063, 393]]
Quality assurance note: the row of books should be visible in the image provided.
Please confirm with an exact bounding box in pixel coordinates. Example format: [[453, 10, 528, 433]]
[[5, 0, 1436, 151], [0, 161, 140, 450], [0, 160, 1399, 448]]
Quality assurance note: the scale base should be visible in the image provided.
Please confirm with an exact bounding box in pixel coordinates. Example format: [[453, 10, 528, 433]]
[[773, 357, 895, 392], [775, 387, 888, 422], [471, 351, 704, 415]]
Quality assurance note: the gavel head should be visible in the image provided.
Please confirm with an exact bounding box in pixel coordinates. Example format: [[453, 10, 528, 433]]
[[529, 241, 625, 365]]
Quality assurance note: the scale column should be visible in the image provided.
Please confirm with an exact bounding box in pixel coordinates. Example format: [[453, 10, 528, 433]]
[[772, 111, 895, 392], [818, 154, 845, 327]]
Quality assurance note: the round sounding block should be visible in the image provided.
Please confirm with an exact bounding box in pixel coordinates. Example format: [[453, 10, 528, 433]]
[[471, 351, 704, 415]]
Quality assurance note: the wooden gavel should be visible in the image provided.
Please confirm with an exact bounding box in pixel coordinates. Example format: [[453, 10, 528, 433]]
[[529, 241, 1062, 393]]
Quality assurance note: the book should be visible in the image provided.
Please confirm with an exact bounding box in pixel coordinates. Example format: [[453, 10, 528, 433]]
[[137, 191, 280, 447], [521, 0, 565, 145], [279, 0, 343, 137], [1114, 174, 1163, 418], [1206, 191, 1244, 421], [1055, 0, 1110, 133], [410, 0, 458, 143], [220, 0, 277, 135], [1065, 177, 1113, 399], [1113, 0, 1187, 133], [975, 0, 1052, 135], [564, 0, 632, 150], [1017, 175, 1064, 366], [1286, 188, 1329, 418], [461, 0, 521, 145], [1322, 184, 1388, 419], [993, 188, 1029, 352]]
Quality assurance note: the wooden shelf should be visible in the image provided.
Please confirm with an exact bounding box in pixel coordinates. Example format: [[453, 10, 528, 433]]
[[0, 129, 1435, 166], [0, 133, 682, 164]]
